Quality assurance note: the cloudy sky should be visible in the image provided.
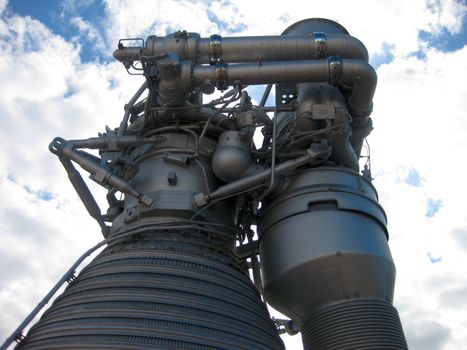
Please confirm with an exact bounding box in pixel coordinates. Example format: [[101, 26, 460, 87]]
[[0, 0, 466, 349]]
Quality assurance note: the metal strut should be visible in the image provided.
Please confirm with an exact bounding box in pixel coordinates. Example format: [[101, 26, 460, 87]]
[[48, 135, 165, 234]]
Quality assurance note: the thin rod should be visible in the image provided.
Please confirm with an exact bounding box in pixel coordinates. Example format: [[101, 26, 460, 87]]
[[259, 84, 273, 107], [259, 109, 277, 201], [0, 239, 108, 350], [117, 81, 148, 136]]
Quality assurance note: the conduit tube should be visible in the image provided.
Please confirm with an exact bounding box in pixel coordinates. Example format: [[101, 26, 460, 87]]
[[149, 34, 368, 62], [113, 33, 369, 64], [175, 58, 376, 118]]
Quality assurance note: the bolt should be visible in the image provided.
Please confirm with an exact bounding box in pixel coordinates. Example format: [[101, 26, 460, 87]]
[[168, 172, 178, 186]]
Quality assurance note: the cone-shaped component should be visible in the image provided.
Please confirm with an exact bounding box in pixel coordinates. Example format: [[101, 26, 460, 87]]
[[258, 168, 408, 349], [16, 231, 284, 350], [301, 299, 407, 349]]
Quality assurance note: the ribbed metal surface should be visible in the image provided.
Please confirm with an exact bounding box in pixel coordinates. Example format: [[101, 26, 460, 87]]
[[301, 299, 407, 350], [16, 231, 284, 350]]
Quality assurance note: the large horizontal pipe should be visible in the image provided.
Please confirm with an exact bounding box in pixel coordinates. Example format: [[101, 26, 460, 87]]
[[192, 60, 329, 85], [114, 32, 368, 64], [170, 58, 376, 118]]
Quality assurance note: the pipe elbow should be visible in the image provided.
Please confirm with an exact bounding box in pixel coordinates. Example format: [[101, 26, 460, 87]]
[[328, 34, 369, 61], [343, 60, 377, 118], [344, 35, 369, 62]]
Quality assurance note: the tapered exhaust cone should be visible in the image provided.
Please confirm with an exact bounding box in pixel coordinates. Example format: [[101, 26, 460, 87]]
[[16, 231, 284, 350], [258, 168, 407, 349]]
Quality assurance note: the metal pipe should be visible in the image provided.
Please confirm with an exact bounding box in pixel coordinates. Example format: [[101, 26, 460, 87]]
[[181, 58, 376, 118], [259, 84, 273, 107], [50, 138, 154, 207], [128, 104, 231, 132], [117, 81, 147, 136], [342, 60, 377, 118], [70, 135, 164, 150], [329, 112, 359, 171], [259, 109, 278, 201], [198, 34, 369, 62], [114, 33, 369, 64], [192, 59, 329, 85], [59, 157, 108, 233]]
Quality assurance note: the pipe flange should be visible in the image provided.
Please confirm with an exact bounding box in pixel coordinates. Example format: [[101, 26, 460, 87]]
[[186, 33, 200, 62], [329, 56, 343, 86], [314, 32, 327, 59], [215, 62, 228, 90], [209, 34, 222, 64]]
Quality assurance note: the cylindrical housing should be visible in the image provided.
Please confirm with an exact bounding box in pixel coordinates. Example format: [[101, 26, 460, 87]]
[[110, 132, 232, 231], [258, 167, 407, 349]]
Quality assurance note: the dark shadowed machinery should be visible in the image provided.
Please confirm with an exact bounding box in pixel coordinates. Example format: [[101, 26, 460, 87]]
[[3, 18, 408, 350]]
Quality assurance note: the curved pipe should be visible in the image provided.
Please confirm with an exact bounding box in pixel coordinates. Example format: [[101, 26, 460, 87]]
[[117, 81, 147, 136], [114, 33, 368, 64], [330, 110, 359, 171], [342, 60, 377, 118]]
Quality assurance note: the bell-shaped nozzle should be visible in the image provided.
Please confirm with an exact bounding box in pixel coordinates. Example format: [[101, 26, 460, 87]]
[[258, 168, 407, 349]]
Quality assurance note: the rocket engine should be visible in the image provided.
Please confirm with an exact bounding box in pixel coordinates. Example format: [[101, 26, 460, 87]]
[[4, 18, 407, 350]]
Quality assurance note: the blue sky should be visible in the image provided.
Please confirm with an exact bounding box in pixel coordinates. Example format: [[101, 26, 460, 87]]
[[7, 0, 467, 66], [8, 0, 108, 62], [0, 1, 466, 349]]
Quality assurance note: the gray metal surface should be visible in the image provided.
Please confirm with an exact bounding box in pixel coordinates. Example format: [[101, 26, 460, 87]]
[[258, 168, 394, 319], [3, 17, 407, 350], [17, 231, 283, 350], [114, 31, 368, 65], [154, 58, 376, 118], [301, 299, 407, 349]]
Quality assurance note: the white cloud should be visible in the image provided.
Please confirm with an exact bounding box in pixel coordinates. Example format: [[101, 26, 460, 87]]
[[101, 0, 226, 51], [428, 0, 467, 34], [368, 45, 467, 348], [0, 174, 103, 338], [1, 1, 466, 349], [371, 46, 467, 215], [98, 0, 465, 61], [0, 11, 144, 340], [0, 13, 145, 189], [0, 0, 6, 15], [70, 16, 107, 55]]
